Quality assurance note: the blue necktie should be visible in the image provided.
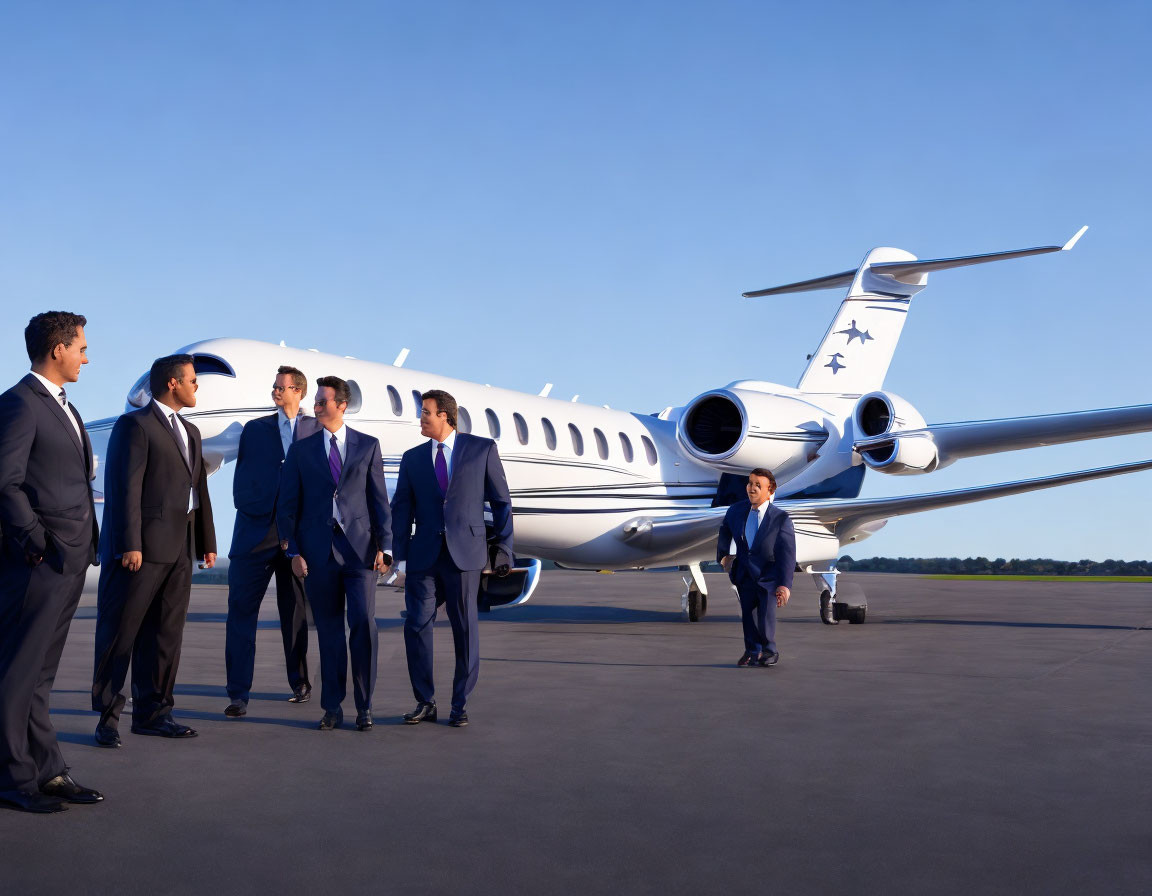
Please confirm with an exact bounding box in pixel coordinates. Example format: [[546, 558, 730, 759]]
[[281, 417, 292, 456], [435, 443, 449, 493], [328, 434, 342, 484], [745, 506, 759, 547]]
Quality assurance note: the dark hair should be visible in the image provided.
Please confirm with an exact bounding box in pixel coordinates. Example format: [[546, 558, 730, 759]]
[[25, 311, 87, 363], [421, 389, 457, 428], [315, 375, 350, 405], [149, 354, 195, 396], [277, 365, 307, 394], [748, 467, 777, 492]]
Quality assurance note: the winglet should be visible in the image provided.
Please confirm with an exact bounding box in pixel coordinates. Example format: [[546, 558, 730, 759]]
[[1062, 225, 1088, 252]]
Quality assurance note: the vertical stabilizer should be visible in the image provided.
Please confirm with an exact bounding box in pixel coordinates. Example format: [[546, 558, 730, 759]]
[[794, 247, 925, 393]]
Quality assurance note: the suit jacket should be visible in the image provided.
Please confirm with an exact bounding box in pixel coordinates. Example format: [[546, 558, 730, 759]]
[[276, 426, 392, 568], [99, 403, 216, 564], [229, 412, 321, 557], [716, 499, 796, 592], [0, 374, 99, 575], [391, 432, 513, 572]]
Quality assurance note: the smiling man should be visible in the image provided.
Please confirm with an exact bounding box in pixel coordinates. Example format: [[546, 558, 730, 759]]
[[0, 312, 102, 813], [91, 354, 216, 747], [717, 468, 796, 668], [277, 376, 391, 732]]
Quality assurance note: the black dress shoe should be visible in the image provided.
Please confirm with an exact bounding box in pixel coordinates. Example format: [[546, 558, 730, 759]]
[[759, 651, 780, 667], [288, 683, 312, 704], [403, 703, 437, 725], [448, 711, 469, 728], [355, 711, 373, 731], [737, 651, 756, 667], [94, 725, 121, 748], [131, 717, 198, 738], [224, 700, 248, 718], [318, 711, 343, 730], [41, 773, 103, 804], [0, 789, 67, 814]]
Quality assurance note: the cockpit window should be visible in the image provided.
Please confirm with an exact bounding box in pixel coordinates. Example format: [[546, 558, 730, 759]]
[[126, 372, 151, 409], [191, 354, 235, 377]]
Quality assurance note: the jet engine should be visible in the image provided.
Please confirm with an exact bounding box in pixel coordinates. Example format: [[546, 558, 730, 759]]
[[676, 387, 829, 477], [852, 391, 939, 474]]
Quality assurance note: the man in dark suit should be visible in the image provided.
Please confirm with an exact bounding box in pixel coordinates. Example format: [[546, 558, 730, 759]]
[[718, 467, 796, 667], [223, 365, 320, 717], [91, 354, 216, 746], [391, 389, 513, 728], [0, 312, 103, 813], [277, 376, 391, 732]]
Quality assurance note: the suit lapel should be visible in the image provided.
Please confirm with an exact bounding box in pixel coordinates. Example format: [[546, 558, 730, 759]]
[[443, 433, 469, 498], [150, 402, 193, 474], [337, 428, 360, 490], [25, 374, 85, 465]]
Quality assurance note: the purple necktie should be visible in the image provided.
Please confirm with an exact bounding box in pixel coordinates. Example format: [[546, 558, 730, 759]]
[[435, 442, 449, 493], [328, 434, 342, 484]]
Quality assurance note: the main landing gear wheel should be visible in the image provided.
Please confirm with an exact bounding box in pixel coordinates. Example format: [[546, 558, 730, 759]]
[[687, 587, 707, 622]]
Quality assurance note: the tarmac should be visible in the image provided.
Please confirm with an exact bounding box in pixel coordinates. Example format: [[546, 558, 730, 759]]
[[1, 571, 1149, 895]]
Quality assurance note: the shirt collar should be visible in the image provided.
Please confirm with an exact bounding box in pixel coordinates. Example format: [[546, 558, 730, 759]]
[[325, 423, 348, 446], [152, 398, 181, 420], [432, 429, 457, 452], [276, 407, 296, 428], [31, 371, 65, 401]]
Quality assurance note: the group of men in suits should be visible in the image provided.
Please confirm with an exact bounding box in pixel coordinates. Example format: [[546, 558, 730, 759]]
[[0, 310, 795, 816]]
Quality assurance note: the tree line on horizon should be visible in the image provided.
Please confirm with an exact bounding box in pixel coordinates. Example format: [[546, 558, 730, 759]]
[[837, 556, 1152, 575]]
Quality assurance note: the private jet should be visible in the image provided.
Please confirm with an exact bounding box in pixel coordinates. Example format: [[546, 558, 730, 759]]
[[84, 227, 1152, 622]]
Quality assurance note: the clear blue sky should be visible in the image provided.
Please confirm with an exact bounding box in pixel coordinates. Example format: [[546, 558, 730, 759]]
[[2, 1, 1149, 561]]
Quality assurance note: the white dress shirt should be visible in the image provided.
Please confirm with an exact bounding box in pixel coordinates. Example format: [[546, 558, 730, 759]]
[[430, 429, 457, 479], [152, 399, 197, 511], [31, 371, 83, 443]]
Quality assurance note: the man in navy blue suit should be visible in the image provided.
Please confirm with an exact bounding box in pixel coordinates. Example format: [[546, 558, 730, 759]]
[[277, 376, 391, 731], [391, 389, 513, 728], [717, 468, 796, 667], [223, 365, 320, 718]]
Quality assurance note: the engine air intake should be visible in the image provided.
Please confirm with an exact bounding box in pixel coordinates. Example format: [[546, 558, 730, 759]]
[[683, 396, 743, 455]]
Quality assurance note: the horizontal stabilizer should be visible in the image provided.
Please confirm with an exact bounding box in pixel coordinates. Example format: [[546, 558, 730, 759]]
[[786, 457, 1152, 531], [742, 226, 1087, 297], [855, 402, 1152, 467]]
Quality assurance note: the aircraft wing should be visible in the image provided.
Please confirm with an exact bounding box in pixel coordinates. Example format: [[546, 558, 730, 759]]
[[853, 404, 1152, 468], [784, 458, 1152, 533], [619, 457, 1152, 549]]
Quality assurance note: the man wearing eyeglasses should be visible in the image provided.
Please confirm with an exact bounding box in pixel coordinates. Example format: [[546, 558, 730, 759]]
[[277, 376, 391, 731], [222, 366, 319, 718]]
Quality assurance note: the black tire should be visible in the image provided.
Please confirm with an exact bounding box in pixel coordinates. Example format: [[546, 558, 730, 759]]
[[687, 589, 704, 622], [847, 606, 867, 624]]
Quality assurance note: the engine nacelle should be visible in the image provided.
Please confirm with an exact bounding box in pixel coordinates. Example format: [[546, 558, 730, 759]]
[[852, 391, 939, 474], [676, 387, 829, 477]]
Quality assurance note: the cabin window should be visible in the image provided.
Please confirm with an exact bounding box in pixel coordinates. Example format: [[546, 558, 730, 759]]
[[513, 412, 529, 445], [344, 379, 363, 414], [568, 423, 584, 456], [412, 390, 423, 420], [641, 435, 658, 465], [593, 428, 609, 460], [619, 433, 634, 463], [387, 385, 403, 417], [458, 406, 472, 434], [485, 409, 501, 440], [541, 418, 557, 450]]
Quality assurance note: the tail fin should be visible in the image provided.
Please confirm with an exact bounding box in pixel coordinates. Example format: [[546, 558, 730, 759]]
[[743, 227, 1087, 394]]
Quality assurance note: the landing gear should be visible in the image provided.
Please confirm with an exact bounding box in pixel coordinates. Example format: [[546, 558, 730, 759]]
[[810, 569, 868, 625], [681, 562, 708, 622]]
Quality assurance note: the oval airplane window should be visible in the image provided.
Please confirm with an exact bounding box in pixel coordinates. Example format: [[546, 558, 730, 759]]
[[345, 379, 363, 414], [541, 418, 557, 450], [458, 406, 472, 433], [412, 390, 423, 419], [485, 409, 501, 440], [568, 423, 584, 456], [513, 413, 529, 445], [619, 433, 634, 463], [387, 385, 403, 417], [641, 435, 658, 465], [593, 428, 609, 460]]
